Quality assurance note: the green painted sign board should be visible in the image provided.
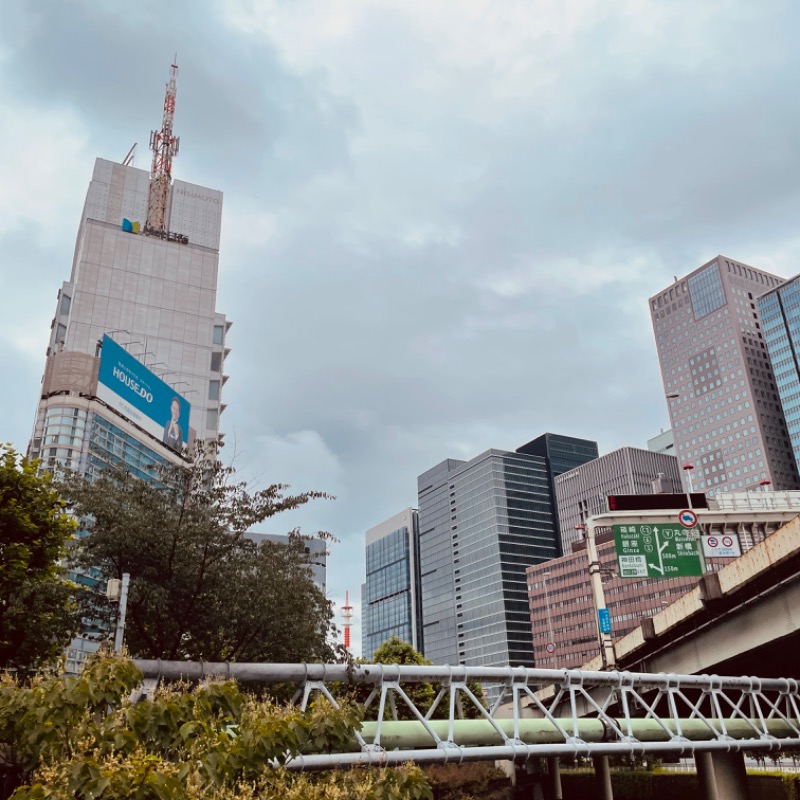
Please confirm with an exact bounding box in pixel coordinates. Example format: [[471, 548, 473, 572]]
[[613, 524, 703, 579]]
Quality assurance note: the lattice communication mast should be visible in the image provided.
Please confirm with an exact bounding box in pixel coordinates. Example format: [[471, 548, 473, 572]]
[[342, 591, 353, 650], [146, 61, 180, 234]]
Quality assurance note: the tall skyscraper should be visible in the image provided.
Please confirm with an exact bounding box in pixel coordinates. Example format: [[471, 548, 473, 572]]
[[516, 433, 599, 554], [417, 444, 561, 670], [650, 256, 798, 495], [26, 65, 231, 670], [362, 509, 422, 659], [555, 446, 681, 552], [757, 276, 800, 474]]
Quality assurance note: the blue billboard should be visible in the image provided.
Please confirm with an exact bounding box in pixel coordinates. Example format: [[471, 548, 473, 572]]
[[96, 335, 190, 452]]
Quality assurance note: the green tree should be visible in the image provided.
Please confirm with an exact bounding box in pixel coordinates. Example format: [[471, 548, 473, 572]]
[[363, 637, 487, 721], [1, 652, 432, 800], [0, 446, 81, 672], [58, 454, 337, 663]]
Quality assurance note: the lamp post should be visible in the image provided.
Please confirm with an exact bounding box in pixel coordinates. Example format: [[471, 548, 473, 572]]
[[683, 462, 695, 497], [542, 571, 554, 660]]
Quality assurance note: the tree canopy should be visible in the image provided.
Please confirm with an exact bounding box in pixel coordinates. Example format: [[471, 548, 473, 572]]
[[362, 637, 487, 721], [1, 653, 432, 800], [0, 446, 81, 672], [59, 455, 338, 663]]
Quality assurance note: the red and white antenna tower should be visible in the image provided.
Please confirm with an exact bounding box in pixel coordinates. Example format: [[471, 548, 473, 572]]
[[342, 591, 353, 650], [146, 59, 180, 233]]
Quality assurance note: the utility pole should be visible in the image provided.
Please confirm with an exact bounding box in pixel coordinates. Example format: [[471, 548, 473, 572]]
[[579, 521, 616, 670], [107, 573, 130, 655]]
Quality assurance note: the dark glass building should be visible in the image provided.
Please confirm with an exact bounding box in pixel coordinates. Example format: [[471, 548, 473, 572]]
[[362, 509, 421, 658], [757, 276, 800, 476], [417, 445, 561, 670], [516, 433, 599, 554]]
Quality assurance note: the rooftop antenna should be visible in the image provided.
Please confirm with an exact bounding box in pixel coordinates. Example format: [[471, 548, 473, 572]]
[[121, 142, 137, 166], [146, 58, 180, 233]]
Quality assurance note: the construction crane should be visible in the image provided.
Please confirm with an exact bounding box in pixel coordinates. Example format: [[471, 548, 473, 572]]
[[146, 60, 180, 234]]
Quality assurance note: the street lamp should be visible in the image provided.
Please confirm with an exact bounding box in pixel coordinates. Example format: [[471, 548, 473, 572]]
[[542, 571, 554, 656], [683, 462, 695, 495]]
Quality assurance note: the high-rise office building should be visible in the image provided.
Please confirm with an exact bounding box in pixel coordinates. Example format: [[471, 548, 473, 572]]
[[556, 447, 680, 552], [757, 276, 800, 474], [26, 65, 231, 670], [650, 256, 798, 495], [417, 443, 561, 670], [362, 509, 422, 659], [516, 433, 598, 555], [246, 533, 327, 595]]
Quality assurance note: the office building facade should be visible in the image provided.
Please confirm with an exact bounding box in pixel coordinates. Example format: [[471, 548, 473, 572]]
[[650, 256, 798, 495], [362, 509, 422, 659], [417, 445, 559, 669], [28, 156, 230, 475], [246, 533, 327, 595], [556, 447, 681, 551], [517, 433, 599, 554], [757, 276, 800, 474]]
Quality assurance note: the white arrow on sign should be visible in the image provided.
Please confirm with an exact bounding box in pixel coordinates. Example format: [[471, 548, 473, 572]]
[[647, 526, 668, 575]]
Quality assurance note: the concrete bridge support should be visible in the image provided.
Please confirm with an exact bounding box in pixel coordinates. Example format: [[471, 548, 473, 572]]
[[695, 751, 750, 800], [592, 755, 613, 800], [513, 758, 563, 799]]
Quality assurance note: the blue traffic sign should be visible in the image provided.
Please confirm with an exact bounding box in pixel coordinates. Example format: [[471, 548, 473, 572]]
[[598, 608, 612, 634]]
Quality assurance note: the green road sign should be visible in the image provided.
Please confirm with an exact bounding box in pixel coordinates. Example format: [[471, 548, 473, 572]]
[[613, 523, 703, 579]]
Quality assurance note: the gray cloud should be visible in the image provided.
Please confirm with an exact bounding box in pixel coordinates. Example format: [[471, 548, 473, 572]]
[[4, 0, 800, 652]]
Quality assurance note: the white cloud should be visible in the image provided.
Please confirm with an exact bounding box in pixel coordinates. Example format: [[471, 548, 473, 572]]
[[475, 251, 650, 299], [0, 97, 91, 244]]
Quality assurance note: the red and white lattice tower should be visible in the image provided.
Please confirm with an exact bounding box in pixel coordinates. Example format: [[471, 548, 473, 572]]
[[146, 60, 181, 233], [341, 591, 353, 650]]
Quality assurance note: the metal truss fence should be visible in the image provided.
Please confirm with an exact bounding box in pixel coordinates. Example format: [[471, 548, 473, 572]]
[[134, 660, 800, 770]]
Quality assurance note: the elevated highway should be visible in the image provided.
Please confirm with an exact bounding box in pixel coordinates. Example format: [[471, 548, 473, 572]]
[[583, 514, 800, 678]]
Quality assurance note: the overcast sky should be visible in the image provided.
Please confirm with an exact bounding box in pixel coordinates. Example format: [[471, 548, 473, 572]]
[[3, 0, 800, 656]]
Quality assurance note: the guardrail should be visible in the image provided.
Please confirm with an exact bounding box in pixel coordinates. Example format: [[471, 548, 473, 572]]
[[134, 661, 800, 770]]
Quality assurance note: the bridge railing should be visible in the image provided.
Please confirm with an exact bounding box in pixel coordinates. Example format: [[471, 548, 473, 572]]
[[134, 660, 800, 769]]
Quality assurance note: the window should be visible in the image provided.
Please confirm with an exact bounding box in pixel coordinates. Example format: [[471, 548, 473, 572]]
[[208, 380, 220, 401], [206, 408, 219, 430], [213, 325, 224, 345], [210, 352, 222, 372]]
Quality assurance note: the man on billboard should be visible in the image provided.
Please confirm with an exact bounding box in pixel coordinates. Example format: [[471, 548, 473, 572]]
[[162, 396, 184, 452]]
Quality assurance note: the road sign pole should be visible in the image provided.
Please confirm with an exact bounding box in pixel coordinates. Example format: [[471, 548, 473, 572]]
[[586, 519, 616, 670]]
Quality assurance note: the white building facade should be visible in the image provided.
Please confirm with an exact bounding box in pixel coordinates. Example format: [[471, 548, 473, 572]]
[[28, 158, 230, 474]]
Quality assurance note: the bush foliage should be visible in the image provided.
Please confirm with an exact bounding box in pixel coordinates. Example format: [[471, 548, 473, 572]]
[[0, 653, 432, 800]]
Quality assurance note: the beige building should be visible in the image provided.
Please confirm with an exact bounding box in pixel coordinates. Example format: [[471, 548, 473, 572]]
[[28, 157, 231, 475]]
